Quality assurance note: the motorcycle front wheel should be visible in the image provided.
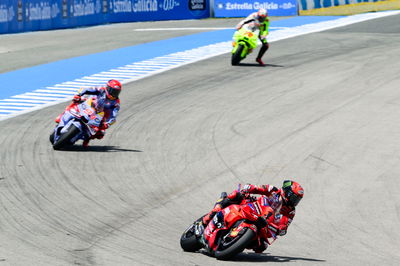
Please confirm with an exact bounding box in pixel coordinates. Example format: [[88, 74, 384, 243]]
[[53, 124, 80, 150], [231, 44, 245, 66], [214, 227, 255, 260], [180, 223, 202, 252]]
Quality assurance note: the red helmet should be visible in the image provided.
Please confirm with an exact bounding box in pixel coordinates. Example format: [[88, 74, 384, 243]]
[[105, 79, 122, 100], [282, 180, 304, 207], [257, 8, 268, 22]]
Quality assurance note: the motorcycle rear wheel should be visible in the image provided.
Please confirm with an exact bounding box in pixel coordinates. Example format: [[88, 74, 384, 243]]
[[180, 223, 202, 252], [214, 227, 255, 260], [231, 44, 245, 66], [53, 124, 79, 150]]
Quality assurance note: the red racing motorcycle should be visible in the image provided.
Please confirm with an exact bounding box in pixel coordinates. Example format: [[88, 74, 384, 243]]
[[180, 192, 279, 260]]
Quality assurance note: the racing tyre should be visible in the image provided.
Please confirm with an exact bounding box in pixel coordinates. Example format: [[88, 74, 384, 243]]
[[231, 44, 244, 66], [214, 227, 255, 260], [53, 124, 79, 150], [180, 223, 202, 252]]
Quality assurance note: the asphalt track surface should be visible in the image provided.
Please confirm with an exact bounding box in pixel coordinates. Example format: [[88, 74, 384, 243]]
[[1, 15, 400, 266]]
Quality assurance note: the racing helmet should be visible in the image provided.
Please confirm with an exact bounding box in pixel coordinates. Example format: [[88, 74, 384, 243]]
[[281, 180, 304, 207], [257, 8, 268, 22], [105, 79, 122, 100]]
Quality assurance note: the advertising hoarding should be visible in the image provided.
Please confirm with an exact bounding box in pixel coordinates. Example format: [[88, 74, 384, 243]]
[[214, 0, 298, 17], [0, 0, 210, 34]]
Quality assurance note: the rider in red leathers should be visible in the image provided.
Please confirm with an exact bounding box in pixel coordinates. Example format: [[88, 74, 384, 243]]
[[55, 79, 122, 147], [199, 180, 304, 253]]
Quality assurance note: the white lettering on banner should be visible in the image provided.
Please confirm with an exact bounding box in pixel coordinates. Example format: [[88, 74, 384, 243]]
[[226, 3, 253, 10], [161, 0, 180, 11], [0, 5, 8, 23], [72, 0, 96, 17], [254, 2, 278, 10], [26, 2, 61, 21], [132, 0, 158, 12], [112, 0, 182, 13], [113, 0, 132, 13], [225, 1, 296, 11], [0, 5, 15, 23], [281, 3, 295, 9]]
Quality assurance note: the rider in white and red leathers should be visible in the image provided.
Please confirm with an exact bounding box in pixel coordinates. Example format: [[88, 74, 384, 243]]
[[200, 180, 304, 253], [235, 8, 270, 65]]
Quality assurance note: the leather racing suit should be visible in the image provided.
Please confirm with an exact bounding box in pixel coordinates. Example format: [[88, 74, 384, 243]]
[[235, 12, 270, 64], [201, 184, 296, 253]]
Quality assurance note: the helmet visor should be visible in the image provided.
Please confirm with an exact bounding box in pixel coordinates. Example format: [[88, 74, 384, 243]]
[[107, 86, 121, 99], [287, 192, 301, 207]]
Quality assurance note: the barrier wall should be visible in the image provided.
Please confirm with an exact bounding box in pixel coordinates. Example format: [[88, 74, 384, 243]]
[[300, 0, 380, 10], [213, 0, 298, 16], [0, 0, 210, 34], [299, 0, 400, 15]]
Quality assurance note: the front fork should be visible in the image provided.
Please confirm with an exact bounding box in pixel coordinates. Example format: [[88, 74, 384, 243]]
[[232, 42, 250, 58]]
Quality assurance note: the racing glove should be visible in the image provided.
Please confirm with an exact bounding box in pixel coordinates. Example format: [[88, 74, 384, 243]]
[[227, 190, 243, 203]]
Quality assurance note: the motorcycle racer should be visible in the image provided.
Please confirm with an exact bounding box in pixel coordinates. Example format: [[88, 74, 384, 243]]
[[198, 180, 304, 253], [55, 79, 122, 147], [235, 8, 270, 66]]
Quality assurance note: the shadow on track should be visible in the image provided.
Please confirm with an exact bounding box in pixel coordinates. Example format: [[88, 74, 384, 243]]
[[237, 63, 284, 67], [233, 252, 326, 263], [199, 251, 325, 263], [59, 145, 142, 153]]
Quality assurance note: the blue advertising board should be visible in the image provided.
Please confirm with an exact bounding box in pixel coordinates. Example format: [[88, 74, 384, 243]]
[[0, 0, 210, 34], [214, 0, 298, 17], [300, 0, 381, 10], [109, 0, 209, 22]]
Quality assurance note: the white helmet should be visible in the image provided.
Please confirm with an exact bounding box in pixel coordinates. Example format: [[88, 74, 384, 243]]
[[257, 8, 268, 22]]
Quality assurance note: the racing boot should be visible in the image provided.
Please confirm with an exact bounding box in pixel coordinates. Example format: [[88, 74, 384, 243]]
[[256, 58, 265, 66], [82, 139, 90, 147], [256, 42, 269, 66]]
